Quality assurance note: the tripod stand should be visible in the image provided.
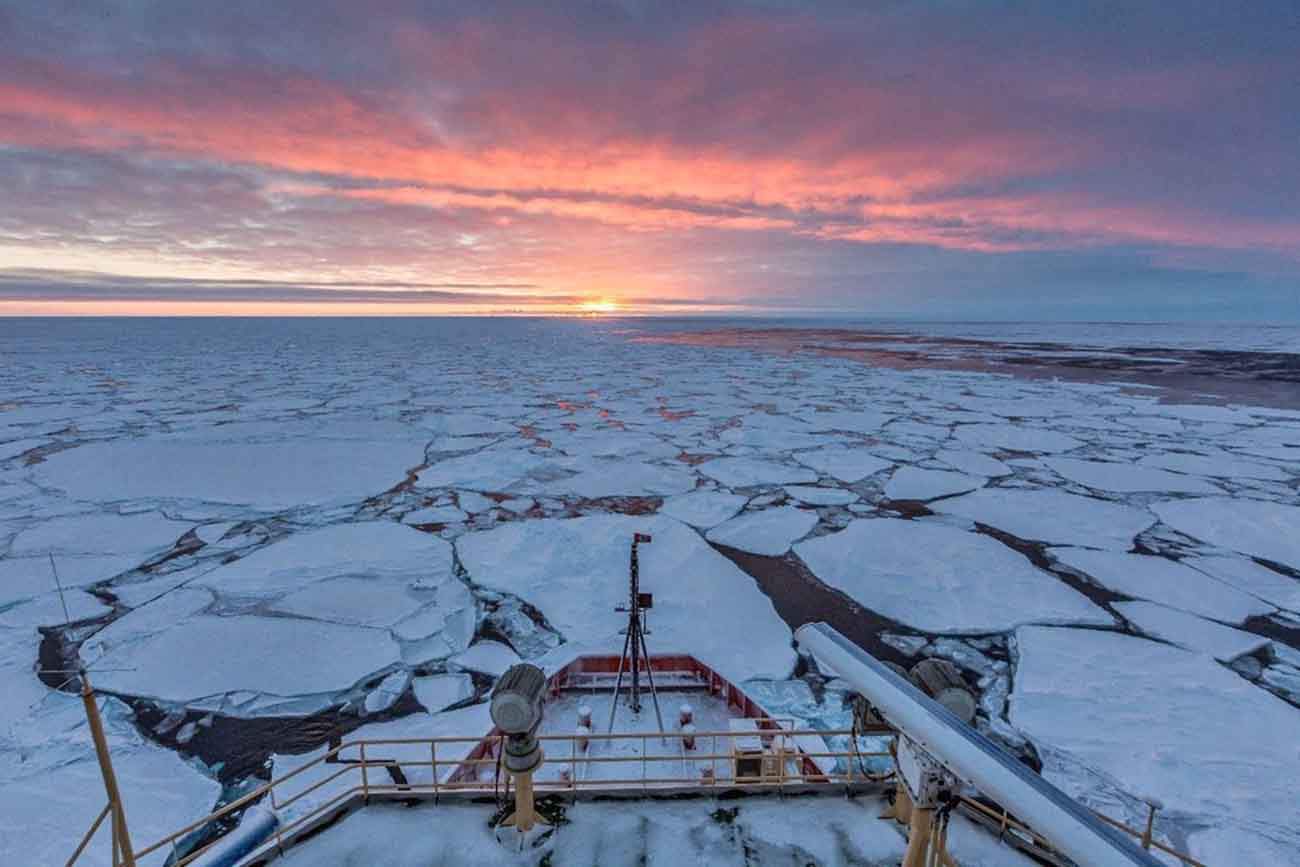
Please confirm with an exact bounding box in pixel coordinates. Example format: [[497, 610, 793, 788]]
[[607, 533, 665, 735]]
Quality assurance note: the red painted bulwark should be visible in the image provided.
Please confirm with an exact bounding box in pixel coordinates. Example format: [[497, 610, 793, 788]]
[[447, 653, 829, 783]]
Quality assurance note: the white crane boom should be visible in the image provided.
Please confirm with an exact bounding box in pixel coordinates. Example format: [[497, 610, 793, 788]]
[[795, 622, 1163, 867]]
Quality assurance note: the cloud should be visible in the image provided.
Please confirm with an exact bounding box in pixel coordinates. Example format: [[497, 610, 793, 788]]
[[0, 2, 1297, 315]]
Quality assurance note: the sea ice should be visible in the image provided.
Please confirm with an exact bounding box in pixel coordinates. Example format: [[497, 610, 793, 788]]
[[412, 673, 474, 712], [782, 486, 857, 506], [200, 522, 454, 596], [33, 438, 422, 512], [423, 412, 517, 437], [0, 696, 220, 867], [933, 488, 1155, 548], [10, 511, 190, 559], [794, 519, 1109, 633], [798, 409, 893, 433], [1049, 549, 1272, 623], [1044, 458, 1222, 494], [1139, 451, 1289, 481], [1010, 626, 1300, 857], [706, 506, 819, 555], [273, 577, 429, 628], [792, 447, 892, 483], [1113, 601, 1271, 661], [81, 588, 213, 657], [450, 640, 521, 676], [1, 554, 142, 606], [1153, 498, 1300, 571], [883, 467, 983, 501], [1185, 556, 1300, 612], [416, 446, 547, 492], [545, 459, 696, 498], [697, 457, 818, 488], [456, 514, 795, 681], [403, 505, 468, 525], [0, 588, 109, 629], [658, 490, 747, 528], [454, 490, 494, 513], [934, 448, 1012, 477], [89, 615, 402, 703], [951, 423, 1083, 454]]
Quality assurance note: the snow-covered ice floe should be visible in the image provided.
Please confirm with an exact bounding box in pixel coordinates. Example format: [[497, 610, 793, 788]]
[[1010, 625, 1300, 860], [457, 514, 795, 681], [1153, 498, 1300, 572], [659, 490, 748, 528], [0, 695, 219, 867], [794, 519, 1110, 633], [1049, 548, 1273, 623], [706, 505, 819, 555], [932, 488, 1156, 549], [33, 434, 423, 512]]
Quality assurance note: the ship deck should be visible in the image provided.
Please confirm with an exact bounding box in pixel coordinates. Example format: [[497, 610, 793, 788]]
[[264, 795, 1043, 867], [531, 689, 813, 786]]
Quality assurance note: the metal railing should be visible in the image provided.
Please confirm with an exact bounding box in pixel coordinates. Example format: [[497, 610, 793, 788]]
[[69, 727, 1205, 867], [119, 726, 880, 865]]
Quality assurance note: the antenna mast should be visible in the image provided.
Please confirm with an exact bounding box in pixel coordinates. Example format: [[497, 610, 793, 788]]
[[607, 533, 665, 734], [46, 555, 137, 866]]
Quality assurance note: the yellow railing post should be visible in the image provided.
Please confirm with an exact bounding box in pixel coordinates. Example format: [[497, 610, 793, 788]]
[[1141, 800, 1159, 849], [431, 741, 439, 801], [359, 742, 370, 801]]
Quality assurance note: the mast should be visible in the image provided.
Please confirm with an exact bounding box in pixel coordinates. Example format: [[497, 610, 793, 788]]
[[607, 533, 665, 734]]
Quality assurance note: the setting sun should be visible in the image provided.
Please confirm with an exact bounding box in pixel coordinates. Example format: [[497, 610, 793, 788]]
[[579, 298, 619, 315]]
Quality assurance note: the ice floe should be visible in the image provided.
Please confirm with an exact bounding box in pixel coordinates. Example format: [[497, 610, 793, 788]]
[[1114, 601, 1270, 661], [883, 467, 983, 501], [1185, 555, 1300, 612], [90, 615, 403, 704], [545, 459, 696, 498], [658, 490, 747, 528], [456, 514, 795, 681], [932, 453, 1008, 481], [1050, 548, 1272, 622], [951, 423, 1083, 454], [794, 519, 1109, 633], [792, 447, 892, 483], [33, 437, 421, 512], [1011, 626, 1300, 857], [697, 457, 818, 488], [0, 696, 220, 867], [416, 446, 546, 493], [412, 673, 474, 712], [450, 640, 522, 677], [1153, 498, 1300, 571], [933, 488, 1155, 548], [706, 506, 819, 555], [199, 522, 454, 596], [1044, 458, 1222, 494], [782, 485, 857, 506]]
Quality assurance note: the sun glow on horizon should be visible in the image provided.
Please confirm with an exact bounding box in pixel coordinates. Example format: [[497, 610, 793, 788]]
[[579, 298, 620, 315]]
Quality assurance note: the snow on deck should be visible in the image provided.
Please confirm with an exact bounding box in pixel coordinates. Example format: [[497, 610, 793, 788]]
[[272, 796, 1040, 867]]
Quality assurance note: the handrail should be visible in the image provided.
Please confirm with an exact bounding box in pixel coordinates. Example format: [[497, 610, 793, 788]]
[[69, 725, 1205, 867]]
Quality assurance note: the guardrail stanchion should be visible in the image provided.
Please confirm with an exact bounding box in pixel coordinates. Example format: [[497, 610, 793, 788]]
[[431, 741, 439, 802], [360, 743, 370, 802], [1141, 800, 1159, 850]]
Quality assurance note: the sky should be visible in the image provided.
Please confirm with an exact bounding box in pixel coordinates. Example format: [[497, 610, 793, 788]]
[[1, 1, 1298, 318]]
